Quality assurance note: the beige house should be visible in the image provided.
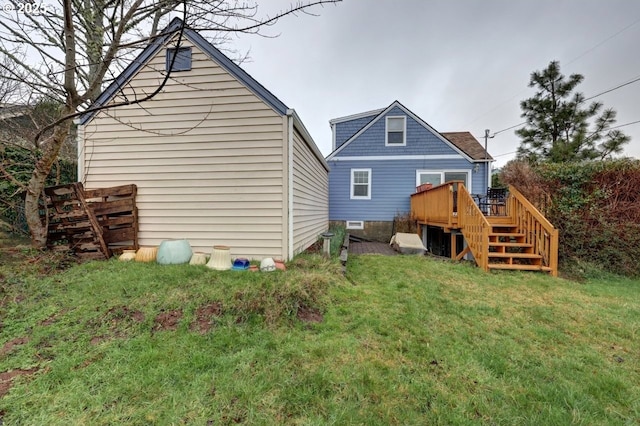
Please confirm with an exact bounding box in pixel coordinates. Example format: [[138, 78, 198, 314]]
[[78, 18, 328, 260]]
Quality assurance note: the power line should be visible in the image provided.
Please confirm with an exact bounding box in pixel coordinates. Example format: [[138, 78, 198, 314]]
[[489, 75, 640, 137], [490, 119, 640, 162], [492, 151, 517, 158], [492, 121, 526, 136], [609, 119, 640, 130], [461, 15, 640, 129], [584, 75, 640, 101], [566, 16, 640, 66]]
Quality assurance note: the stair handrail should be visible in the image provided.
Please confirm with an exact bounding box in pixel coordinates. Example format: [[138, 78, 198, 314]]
[[457, 184, 492, 271], [508, 185, 559, 276]]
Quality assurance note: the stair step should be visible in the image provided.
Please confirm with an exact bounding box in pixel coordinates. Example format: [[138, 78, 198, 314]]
[[488, 263, 553, 272], [487, 252, 542, 259], [489, 232, 525, 238], [489, 242, 532, 248]]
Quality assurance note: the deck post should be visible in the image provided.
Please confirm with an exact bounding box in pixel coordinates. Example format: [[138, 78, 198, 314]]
[[420, 225, 428, 250], [481, 225, 489, 271], [450, 232, 457, 260], [550, 228, 559, 277]]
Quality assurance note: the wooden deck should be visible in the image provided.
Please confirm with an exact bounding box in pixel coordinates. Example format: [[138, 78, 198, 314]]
[[410, 182, 559, 276]]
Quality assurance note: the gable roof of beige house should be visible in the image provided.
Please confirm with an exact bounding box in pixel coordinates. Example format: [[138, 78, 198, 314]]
[[78, 18, 328, 261]]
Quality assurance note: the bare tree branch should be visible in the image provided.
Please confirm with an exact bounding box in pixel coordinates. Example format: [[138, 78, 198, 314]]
[[0, 0, 342, 246]]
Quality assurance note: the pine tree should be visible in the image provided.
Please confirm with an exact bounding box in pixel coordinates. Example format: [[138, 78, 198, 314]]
[[516, 61, 629, 163]]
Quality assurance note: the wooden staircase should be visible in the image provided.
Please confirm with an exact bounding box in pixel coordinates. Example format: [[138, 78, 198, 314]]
[[411, 182, 559, 276], [485, 219, 553, 273]]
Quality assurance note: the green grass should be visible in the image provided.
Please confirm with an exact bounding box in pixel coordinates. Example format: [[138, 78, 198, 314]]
[[1, 250, 639, 425]]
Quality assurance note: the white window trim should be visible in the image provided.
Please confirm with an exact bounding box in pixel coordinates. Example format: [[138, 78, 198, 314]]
[[416, 170, 472, 187], [350, 168, 372, 200], [385, 116, 406, 146], [346, 220, 364, 230]]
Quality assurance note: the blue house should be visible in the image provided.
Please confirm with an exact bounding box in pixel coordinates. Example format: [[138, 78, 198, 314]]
[[327, 100, 493, 241]]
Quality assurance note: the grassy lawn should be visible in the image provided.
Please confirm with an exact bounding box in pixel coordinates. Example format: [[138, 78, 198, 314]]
[[1, 247, 639, 425]]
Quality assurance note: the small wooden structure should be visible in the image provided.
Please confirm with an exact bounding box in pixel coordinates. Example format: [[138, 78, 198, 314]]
[[44, 183, 138, 260], [411, 182, 559, 276]]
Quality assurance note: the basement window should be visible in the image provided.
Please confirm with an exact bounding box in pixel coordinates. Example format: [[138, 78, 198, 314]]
[[346, 221, 364, 230], [166, 47, 192, 72]]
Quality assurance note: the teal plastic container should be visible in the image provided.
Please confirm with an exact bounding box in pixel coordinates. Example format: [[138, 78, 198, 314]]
[[156, 239, 193, 265]]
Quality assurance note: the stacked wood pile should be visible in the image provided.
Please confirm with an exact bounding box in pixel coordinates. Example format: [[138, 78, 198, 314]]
[[44, 183, 138, 260]]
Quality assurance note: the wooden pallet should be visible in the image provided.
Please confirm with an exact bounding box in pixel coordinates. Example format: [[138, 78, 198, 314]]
[[45, 183, 139, 260], [45, 183, 110, 260], [85, 184, 138, 254]]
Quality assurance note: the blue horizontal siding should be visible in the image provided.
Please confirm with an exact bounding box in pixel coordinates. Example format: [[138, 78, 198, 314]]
[[334, 114, 378, 149], [472, 163, 490, 195], [329, 159, 481, 221], [338, 106, 459, 157]]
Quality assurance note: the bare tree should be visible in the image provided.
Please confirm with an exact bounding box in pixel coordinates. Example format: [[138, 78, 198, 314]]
[[0, 0, 341, 247]]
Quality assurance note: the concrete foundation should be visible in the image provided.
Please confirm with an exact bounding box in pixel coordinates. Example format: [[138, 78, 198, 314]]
[[331, 220, 394, 243]]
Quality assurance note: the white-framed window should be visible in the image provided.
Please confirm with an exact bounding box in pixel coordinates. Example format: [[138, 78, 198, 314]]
[[416, 170, 470, 188], [385, 116, 406, 146], [417, 171, 443, 187], [444, 171, 469, 187], [346, 220, 364, 230], [351, 168, 371, 199]]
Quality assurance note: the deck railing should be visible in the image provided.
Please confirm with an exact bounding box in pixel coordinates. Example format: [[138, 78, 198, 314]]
[[507, 185, 559, 276], [410, 182, 558, 276], [457, 184, 491, 271], [410, 181, 460, 229]]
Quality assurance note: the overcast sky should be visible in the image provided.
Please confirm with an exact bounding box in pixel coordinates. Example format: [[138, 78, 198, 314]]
[[229, 0, 640, 167]]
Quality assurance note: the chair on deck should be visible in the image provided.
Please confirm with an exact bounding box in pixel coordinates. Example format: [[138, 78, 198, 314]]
[[478, 187, 508, 216]]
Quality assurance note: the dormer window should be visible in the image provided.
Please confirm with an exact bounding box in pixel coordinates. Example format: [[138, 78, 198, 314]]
[[166, 47, 192, 72], [386, 116, 406, 146]]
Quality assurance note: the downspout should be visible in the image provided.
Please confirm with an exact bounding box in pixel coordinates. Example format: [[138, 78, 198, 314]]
[[286, 110, 294, 260]]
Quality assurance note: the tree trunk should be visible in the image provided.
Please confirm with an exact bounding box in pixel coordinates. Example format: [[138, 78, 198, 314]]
[[24, 119, 72, 248]]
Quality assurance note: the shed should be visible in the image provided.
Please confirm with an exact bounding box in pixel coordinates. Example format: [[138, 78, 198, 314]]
[[78, 18, 328, 260]]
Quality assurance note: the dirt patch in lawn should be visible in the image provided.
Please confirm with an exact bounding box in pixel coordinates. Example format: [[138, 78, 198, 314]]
[[190, 302, 223, 334], [89, 305, 145, 344], [39, 310, 68, 326], [105, 305, 145, 325], [0, 337, 29, 357], [297, 306, 323, 323], [154, 309, 183, 331], [0, 368, 38, 398]]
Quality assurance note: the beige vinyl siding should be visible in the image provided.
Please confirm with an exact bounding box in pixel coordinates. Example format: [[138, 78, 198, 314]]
[[80, 38, 286, 259], [291, 128, 329, 255]]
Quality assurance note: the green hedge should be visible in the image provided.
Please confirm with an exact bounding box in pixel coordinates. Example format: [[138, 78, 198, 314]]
[[0, 146, 77, 235], [502, 159, 640, 277]]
